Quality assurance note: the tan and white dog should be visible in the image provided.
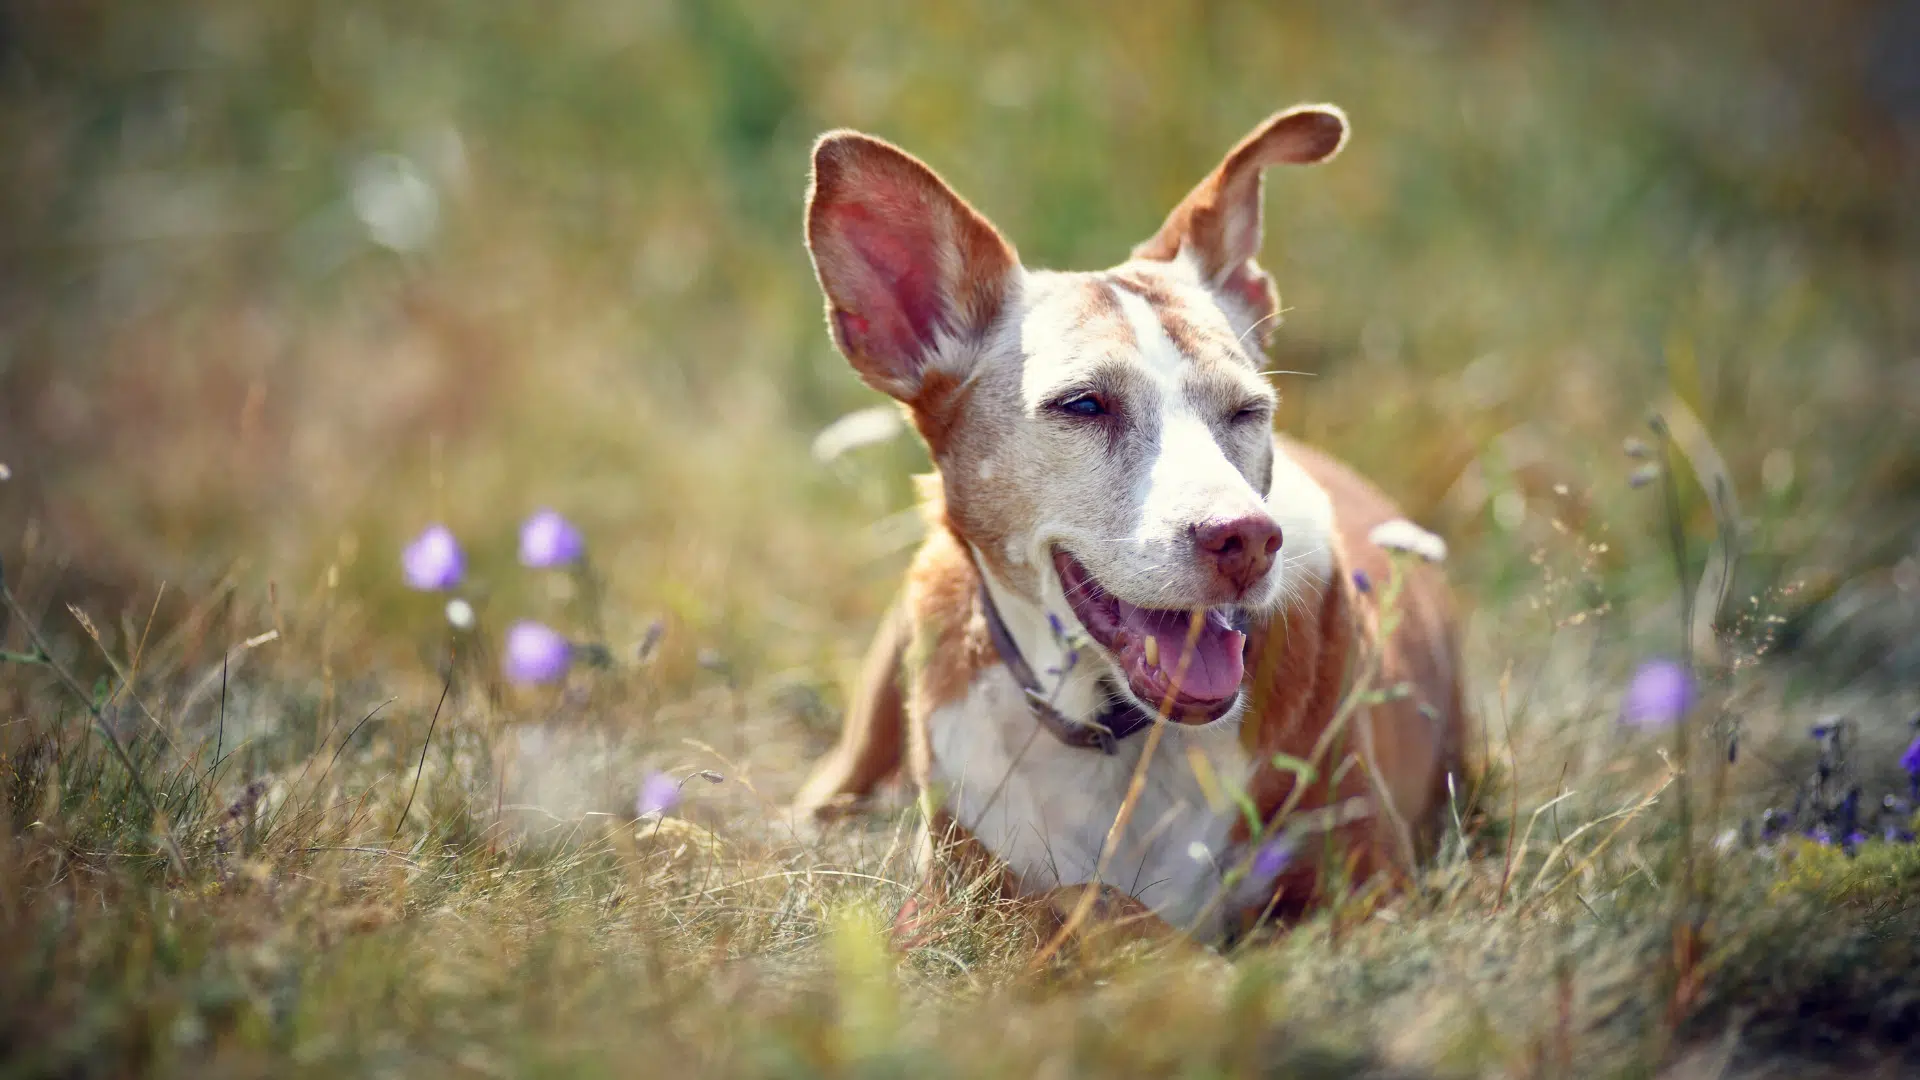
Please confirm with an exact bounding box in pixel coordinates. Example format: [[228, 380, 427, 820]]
[[793, 104, 1468, 945]]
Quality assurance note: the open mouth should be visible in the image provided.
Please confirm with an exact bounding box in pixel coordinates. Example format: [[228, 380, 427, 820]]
[[1052, 549, 1248, 723]]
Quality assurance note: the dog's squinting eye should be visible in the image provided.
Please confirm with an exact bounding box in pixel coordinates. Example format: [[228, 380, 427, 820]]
[[1230, 403, 1271, 424], [1054, 393, 1109, 419]]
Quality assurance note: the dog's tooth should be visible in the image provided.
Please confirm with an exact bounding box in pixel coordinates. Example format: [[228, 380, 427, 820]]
[[1143, 636, 1159, 668]]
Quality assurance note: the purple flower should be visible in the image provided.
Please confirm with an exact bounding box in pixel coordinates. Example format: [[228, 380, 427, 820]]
[[1619, 659, 1694, 729], [1250, 838, 1294, 883], [1808, 825, 1834, 846], [518, 509, 586, 569], [635, 771, 680, 817], [1901, 734, 1920, 781], [502, 621, 571, 684], [1228, 835, 1297, 907], [402, 525, 465, 591], [1352, 569, 1372, 595]]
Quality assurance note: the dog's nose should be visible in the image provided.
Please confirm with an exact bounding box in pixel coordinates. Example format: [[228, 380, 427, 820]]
[[1192, 514, 1283, 594]]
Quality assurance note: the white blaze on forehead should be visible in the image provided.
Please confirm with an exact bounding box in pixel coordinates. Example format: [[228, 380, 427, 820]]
[[1110, 285, 1189, 387], [1110, 282, 1270, 533], [1016, 272, 1108, 407]]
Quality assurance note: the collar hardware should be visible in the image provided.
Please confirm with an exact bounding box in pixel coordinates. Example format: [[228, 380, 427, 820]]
[[977, 582, 1158, 755]]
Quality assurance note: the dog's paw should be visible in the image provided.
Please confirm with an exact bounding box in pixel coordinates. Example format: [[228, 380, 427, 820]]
[[1038, 883, 1183, 953], [780, 792, 865, 838]]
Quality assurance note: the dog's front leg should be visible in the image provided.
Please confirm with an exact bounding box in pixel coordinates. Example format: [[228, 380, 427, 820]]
[[891, 810, 1019, 947], [1031, 883, 1182, 952], [792, 599, 912, 822]]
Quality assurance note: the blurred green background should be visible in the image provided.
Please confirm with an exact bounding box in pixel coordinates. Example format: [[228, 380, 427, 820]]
[[1, 0, 1916, 693], [4, 5, 1920, 1075]]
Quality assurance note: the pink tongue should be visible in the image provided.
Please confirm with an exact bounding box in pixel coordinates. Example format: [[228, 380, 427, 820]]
[[1120, 604, 1246, 703]]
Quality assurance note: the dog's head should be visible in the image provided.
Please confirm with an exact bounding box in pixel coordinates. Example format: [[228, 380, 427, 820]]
[[805, 106, 1347, 724]]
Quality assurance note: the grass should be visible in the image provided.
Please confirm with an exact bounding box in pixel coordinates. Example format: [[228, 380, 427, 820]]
[[3, 0, 1919, 1076]]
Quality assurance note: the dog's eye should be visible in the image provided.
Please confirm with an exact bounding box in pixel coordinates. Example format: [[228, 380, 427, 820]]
[[1230, 403, 1271, 424], [1055, 393, 1108, 419]]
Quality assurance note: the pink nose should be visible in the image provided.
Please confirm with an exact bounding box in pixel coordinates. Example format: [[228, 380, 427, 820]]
[[1192, 514, 1283, 594]]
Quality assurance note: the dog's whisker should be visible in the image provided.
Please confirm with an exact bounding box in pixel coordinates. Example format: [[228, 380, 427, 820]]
[[1236, 307, 1287, 348]]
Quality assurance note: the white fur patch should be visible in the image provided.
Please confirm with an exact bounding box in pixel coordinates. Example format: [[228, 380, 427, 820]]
[[1002, 536, 1026, 568], [1368, 518, 1448, 564], [1111, 286, 1187, 383], [932, 433, 1342, 938], [1263, 442, 1337, 602], [925, 666, 1250, 939]]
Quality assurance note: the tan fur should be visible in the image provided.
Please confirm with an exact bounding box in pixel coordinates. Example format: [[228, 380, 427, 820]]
[[891, 810, 1020, 947], [903, 515, 999, 726], [1232, 438, 1465, 924], [791, 597, 911, 819], [865, 459, 1465, 929], [1107, 270, 1207, 361], [895, 811, 1175, 956], [1133, 105, 1349, 343], [795, 103, 1468, 942]]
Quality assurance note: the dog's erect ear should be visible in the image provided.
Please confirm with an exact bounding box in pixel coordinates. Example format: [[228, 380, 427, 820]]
[[1132, 105, 1347, 342], [806, 132, 1019, 401]]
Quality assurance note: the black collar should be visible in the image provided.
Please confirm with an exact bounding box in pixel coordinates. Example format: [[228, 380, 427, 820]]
[[976, 581, 1160, 755]]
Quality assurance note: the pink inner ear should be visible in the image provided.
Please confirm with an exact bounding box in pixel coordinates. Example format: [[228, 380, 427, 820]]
[[834, 308, 870, 340], [1220, 261, 1277, 325], [822, 202, 948, 376]]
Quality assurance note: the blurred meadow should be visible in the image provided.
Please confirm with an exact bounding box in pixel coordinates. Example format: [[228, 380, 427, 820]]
[[3, 0, 1920, 1076]]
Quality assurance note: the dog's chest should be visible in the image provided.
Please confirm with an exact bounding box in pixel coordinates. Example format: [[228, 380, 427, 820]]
[[925, 666, 1251, 937]]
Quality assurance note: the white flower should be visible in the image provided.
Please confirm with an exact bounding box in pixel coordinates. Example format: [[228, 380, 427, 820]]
[[350, 153, 439, 253], [1368, 519, 1448, 564], [810, 405, 906, 464], [444, 598, 476, 631]]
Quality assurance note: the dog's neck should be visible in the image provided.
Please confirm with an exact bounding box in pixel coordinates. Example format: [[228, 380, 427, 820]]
[[970, 550, 1118, 726]]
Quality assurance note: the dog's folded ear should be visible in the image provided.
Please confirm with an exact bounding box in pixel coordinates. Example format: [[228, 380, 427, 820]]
[[1132, 105, 1347, 345], [806, 132, 1019, 401]]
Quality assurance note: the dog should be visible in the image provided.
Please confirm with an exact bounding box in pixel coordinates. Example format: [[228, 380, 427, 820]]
[[792, 104, 1468, 946]]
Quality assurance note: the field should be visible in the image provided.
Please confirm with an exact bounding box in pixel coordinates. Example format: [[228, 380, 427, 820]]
[[3, 1, 1919, 1076]]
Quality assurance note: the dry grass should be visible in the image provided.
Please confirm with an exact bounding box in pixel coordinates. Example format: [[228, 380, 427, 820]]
[[3, 1, 1919, 1076], [3, 603, 1918, 1078]]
